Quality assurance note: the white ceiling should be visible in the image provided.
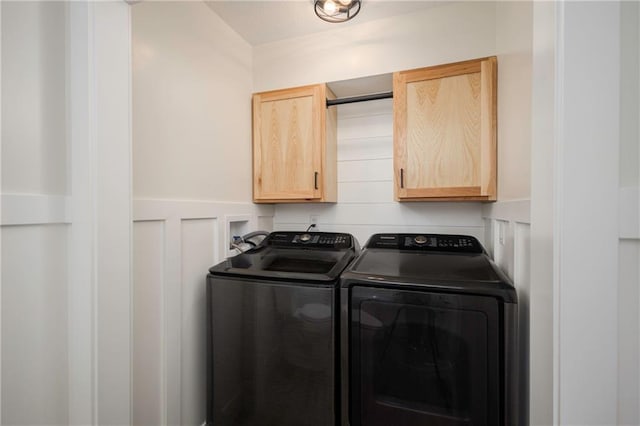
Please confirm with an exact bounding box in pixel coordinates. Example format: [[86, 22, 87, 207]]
[[205, 0, 443, 46]]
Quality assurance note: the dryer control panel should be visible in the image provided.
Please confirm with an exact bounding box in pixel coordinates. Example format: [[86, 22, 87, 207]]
[[366, 233, 484, 254]]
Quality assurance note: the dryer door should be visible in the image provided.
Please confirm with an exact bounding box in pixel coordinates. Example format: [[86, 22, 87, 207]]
[[349, 286, 501, 426]]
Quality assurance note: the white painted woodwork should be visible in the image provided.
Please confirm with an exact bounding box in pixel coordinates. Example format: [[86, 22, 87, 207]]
[[2, 1, 133, 425], [618, 240, 640, 425], [1, 225, 69, 426], [618, 7, 640, 422], [529, 2, 557, 424], [133, 221, 165, 426], [1, 194, 70, 225], [482, 200, 531, 426], [556, 3, 621, 424], [132, 199, 273, 425], [338, 159, 393, 182], [1, 3, 71, 425], [131, 3, 268, 422], [92, 3, 133, 425], [180, 219, 217, 426], [617, 8, 640, 423], [67, 3, 94, 423]]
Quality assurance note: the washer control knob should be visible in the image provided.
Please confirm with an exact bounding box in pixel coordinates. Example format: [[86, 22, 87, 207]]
[[414, 235, 428, 245], [300, 233, 312, 242]]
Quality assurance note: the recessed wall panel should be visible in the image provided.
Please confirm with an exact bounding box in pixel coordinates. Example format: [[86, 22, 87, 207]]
[[180, 218, 217, 426], [1, 225, 68, 425], [1, 1, 68, 195], [132, 220, 165, 426]]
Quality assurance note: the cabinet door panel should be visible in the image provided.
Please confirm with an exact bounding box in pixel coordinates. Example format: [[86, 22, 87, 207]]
[[406, 73, 481, 189], [253, 84, 328, 202], [258, 96, 318, 199], [394, 57, 497, 202]]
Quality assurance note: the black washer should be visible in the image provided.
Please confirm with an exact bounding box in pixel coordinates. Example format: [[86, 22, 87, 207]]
[[340, 233, 518, 426], [206, 231, 359, 426]]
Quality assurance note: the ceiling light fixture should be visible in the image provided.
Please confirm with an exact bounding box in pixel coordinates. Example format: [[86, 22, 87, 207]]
[[314, 0, 361, 23]]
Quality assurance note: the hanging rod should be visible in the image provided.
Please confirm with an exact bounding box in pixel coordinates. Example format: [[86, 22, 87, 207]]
[[326, 91, 393, 107]]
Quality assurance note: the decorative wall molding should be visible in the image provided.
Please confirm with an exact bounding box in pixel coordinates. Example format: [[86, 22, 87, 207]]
[[134, 198, 273, 224], [482, 198, 531, 425], [132, 198, 273, 425], [481, 200, 531, 276], [482, 199, 531, 225], [1, 193, 71, 226]]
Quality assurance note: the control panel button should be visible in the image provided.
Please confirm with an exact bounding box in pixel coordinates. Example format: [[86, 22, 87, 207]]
[[300, 233, 311, 242], [414, 235, 427, 244]]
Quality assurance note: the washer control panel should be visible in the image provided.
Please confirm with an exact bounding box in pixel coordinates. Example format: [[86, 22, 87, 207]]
[[367, 233, 483, 253], [266, 232, 352, 249]]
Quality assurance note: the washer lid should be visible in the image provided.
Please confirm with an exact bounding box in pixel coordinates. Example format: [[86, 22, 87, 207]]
[[342, 234, 516, 302], [209, 231, 360, 283], [349, 250, 500, 281]]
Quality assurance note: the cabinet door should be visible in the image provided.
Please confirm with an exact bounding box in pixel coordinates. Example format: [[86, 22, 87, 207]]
[[253, 85, 325, 202], [394, 57, 497, 201]]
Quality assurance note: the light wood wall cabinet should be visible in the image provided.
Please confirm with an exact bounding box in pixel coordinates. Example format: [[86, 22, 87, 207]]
[[393, 57, 497, 201], [252, 84, 337, 203]]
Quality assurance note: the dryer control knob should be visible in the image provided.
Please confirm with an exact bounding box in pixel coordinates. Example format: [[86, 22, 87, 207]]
[[300, 233, 312, 242], [414, 235, 427, 245]]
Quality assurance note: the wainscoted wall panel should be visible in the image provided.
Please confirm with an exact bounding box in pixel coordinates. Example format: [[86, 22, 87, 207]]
[[618, 239, 640, 425], [1, 3, 71, 424], [132, 200, 273, 426], [617, 186, 640, 425], [273, 99, 486, 246], [482, 200, 531, 426], [180, 218, 217, 426], [1, 224, 69, 426], [133, 220, 165, 426]]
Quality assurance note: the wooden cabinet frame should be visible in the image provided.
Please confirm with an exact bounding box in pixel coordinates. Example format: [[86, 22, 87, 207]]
[[252, 84, 337, 203], [393, 57, 497, 201]]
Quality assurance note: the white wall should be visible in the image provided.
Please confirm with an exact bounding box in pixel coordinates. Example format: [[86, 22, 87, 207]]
[[131, 3, 273, 425], [253, 2, 498, 92], [2, 2, 133, 425], [495, 1, 532, 201], [133, 0, 254, 202]]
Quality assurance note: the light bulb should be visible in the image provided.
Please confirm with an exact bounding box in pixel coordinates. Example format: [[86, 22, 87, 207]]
[[323, 0, 337, 15], [337, 0, 352, 5]]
